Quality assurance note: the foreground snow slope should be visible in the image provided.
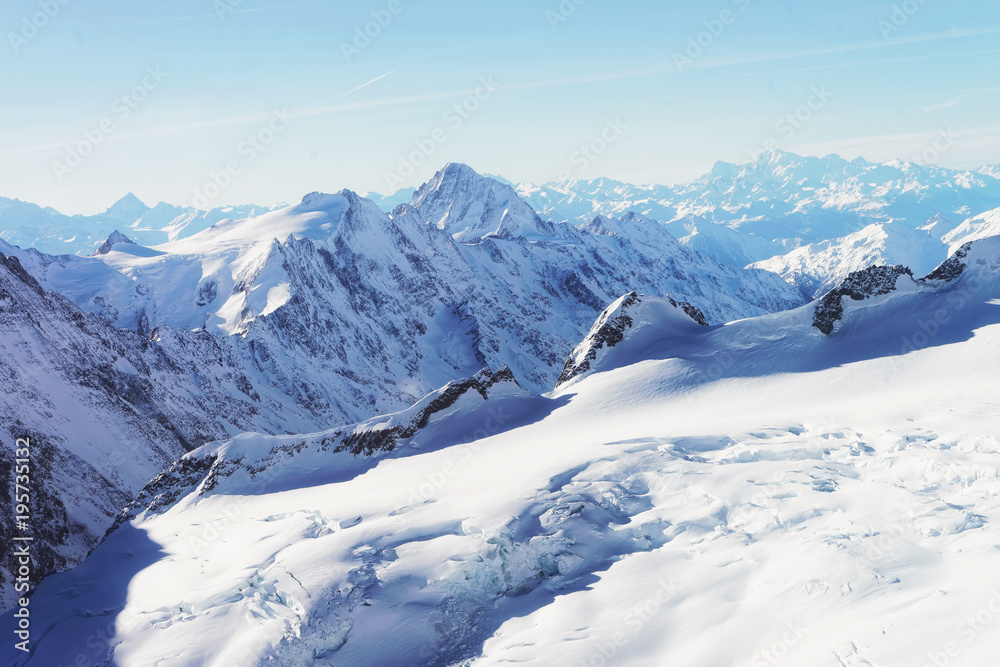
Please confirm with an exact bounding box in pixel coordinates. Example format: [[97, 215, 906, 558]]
[[7, 238, 1000, 666]]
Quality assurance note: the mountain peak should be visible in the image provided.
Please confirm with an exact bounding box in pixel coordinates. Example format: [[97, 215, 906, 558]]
[[93, 230, 136, 255], [105, 193, 150, 221], [411, 163, 555, 242]]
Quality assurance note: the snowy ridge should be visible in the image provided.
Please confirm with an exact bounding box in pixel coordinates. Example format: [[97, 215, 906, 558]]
[[557, 291, 707, 388], [811, 235, 1000, 335], [0, 192, 276, 256], [943, 206, 1000, 254]]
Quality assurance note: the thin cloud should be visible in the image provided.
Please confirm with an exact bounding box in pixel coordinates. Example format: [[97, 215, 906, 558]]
[[923, 97, 963, 113]]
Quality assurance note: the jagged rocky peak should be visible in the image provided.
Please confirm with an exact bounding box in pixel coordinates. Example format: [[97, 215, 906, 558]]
[[0, 252, 45, 296], [557, 291, 708, 388], [921, 240, 975, 283], [410, 163, 555, 242], [812, 265, 914, 335], [93, 229, 137, 255]]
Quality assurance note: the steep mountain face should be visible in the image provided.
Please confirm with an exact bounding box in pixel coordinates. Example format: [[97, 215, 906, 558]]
[[751, 222, 948, 299], [409, 163, 557, 241], [9, 236, 1000, 667], [0, 248, 400, 612], [0, 193, 276, 256], [44, 167, 803, 411]]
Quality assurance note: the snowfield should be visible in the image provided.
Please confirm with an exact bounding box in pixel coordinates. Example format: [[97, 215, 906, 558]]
[[6, 237, 1000, 666]]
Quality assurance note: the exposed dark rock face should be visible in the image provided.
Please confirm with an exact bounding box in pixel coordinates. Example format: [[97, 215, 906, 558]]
[[922, 241, 974, 283], [106, 367, 522, 529], [93, 230, 136, 256], [557, 292, 708, 387], [812, 265, 913, 335], [338, 366, 519, 456]]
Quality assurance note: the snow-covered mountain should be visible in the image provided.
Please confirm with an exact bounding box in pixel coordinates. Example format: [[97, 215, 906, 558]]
[[0, 165, 806, 613], [750, 221, 948, 299], [943, 206, 1000, 254], [36, 165, 803, 401], [514, 151, 1000, 242], [8, 235, 1000, 666], [0, 193, 276, 256], [0, 246, 367, 612]]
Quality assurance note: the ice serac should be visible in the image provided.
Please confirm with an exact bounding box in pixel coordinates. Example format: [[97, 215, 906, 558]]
[[409, 162, 557, 241], [93, 229, 136, 255], [557, 291, 708, 387]]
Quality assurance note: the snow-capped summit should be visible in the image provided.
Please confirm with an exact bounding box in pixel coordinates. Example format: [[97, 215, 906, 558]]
[[409, 163, 556, 241], [93, 229, 136, 255], [104, 192, 150, 223], [979, 164, 1000, 179]]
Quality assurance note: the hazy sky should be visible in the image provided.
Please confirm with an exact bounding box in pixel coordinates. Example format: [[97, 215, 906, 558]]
[[2, 0, 999, 213]]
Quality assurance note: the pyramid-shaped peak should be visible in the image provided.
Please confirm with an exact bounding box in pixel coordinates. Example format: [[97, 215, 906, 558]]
[[93, 230, 136, 255], [105, 193, 150, 221]]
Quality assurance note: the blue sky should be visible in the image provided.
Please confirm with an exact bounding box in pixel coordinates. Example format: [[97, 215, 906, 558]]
[[2, 0, 999, 213]]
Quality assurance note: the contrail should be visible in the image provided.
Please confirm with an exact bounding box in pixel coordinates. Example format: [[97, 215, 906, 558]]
[[339, 71, 395, 98]]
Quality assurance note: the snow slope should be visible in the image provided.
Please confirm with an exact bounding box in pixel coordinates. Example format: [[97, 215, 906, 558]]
[[8, 237, 1000, 666], [944, 206, 1000, 254]]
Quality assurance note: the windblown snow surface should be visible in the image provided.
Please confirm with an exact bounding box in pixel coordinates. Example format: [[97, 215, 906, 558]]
[[6, 238, 1000, 667]]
